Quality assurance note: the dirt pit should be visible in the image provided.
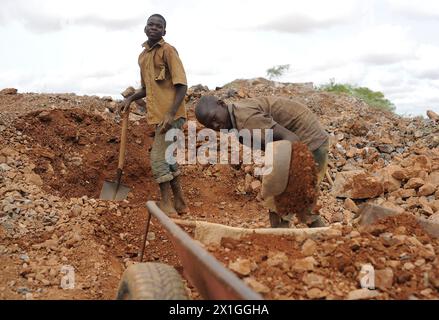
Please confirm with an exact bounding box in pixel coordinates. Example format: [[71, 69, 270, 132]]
[[14, 108, 156, 201], [208, 214, 439, 300]]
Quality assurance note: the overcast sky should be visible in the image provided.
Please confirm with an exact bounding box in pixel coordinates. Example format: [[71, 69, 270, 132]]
[[1, 0, 438, 116]]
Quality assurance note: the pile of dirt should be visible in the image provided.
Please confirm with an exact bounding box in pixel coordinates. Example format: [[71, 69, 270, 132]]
[[209, 214, 439, 300], [275, 142, 318, 221]]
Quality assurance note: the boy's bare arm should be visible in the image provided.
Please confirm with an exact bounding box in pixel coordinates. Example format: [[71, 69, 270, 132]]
[[120, 88, 147, 113], [160, 84, 187, 133]]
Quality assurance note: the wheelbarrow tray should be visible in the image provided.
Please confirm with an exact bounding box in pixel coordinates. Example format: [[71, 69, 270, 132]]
[[141, 201, 263, 300]]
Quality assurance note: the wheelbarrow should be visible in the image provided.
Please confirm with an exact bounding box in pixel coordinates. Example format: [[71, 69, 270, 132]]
[[116, 201, 263, 300]]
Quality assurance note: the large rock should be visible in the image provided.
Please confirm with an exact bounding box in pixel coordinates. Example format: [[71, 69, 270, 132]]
[[229, 258, 257, 276], [418, 183, 436, 197], [303, 272, 325, 288], [0, 147, 18, 157], [404, 178, 425, 189], [243, 277, 270, 293], [375, 165, 402, 192], [332, 170, 383, 199], [413, 155, 432, 173], [266, 252, 288, 267], [392, 168, 408, 181], [291, 257, 317, 272], [0, 88, 17, 95], [375, 268, 394, 290], [357, 204, 402, 226], [380, 201, 405, 214], [0, 163, 12, 172], [347, 288, 380, 300], [301, 239, 317, 256], [24, 173, 43, 187], [427, 171, 439, 187], [392, 188, 416, 199], [427, 110, 439, 121]]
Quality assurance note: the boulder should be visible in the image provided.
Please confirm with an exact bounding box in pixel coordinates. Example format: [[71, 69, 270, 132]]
[[427, 171, 439, 187], [301, 239, 317, 256], [404, 178, 425, 189], [266, 252, 288, 267], [332, 170, 383, 199], [347, 288, 380, 300], [0, 88, 17, 95], [243, 277, 270, 293], [375, 268, 394, 290], [357, 204, 401, 226], [418, 183, 436, 197], [413, 155, 432, 173], [303, 273, 325, 289], [24, 173, 43, 187], [427, 110, 439, 121], [375, 165, 402, 192], [229, 258, 257, 276], [291, 257, 317, 272]]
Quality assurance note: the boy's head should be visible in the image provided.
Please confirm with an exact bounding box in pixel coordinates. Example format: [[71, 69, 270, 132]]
[[195, 96, 232, 131], [145, 14, 166, 41]]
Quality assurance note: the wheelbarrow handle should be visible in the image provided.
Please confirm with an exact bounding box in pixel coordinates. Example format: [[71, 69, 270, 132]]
[[118, 111, 129, 171]]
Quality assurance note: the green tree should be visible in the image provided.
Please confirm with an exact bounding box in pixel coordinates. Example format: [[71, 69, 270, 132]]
[[266, 64, 290, 80]]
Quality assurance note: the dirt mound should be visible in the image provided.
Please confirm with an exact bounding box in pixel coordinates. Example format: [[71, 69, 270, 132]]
[[14, 108, 155, 201], [212, 214, 439, 300], [274, 142, 318, 221]]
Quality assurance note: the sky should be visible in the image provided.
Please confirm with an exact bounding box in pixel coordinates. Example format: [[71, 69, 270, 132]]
[[0, 0, 439, 116]]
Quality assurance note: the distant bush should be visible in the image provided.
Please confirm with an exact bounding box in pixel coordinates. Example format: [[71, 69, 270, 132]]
[[319, 79, 395, 112], [266, 64, 290, 80]]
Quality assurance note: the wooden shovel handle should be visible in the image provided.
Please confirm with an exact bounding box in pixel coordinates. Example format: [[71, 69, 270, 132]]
[[118, 112, 129, 170]]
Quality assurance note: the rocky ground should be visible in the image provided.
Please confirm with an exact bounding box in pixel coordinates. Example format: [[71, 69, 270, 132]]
[[0, 81, 438, 300]]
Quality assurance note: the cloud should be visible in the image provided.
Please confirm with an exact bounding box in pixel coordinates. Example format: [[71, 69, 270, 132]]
[[257, 14, 351, 34], [0, 0, 148, 33], [386, 0, 439, 20], [352, 25, 416, 66]]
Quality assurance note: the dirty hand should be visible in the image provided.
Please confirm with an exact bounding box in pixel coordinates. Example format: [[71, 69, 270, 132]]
[[159, 113, 175, 134], [118, 99, 132, 114]]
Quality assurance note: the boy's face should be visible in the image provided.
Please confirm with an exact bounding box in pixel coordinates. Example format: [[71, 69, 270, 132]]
[[198, 102, 230, 131], [145, 16, 166, 41]]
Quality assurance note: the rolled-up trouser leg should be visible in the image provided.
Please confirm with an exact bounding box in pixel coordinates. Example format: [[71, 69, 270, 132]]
[[282, 139, 329, 224], [150, 118, 186, 184]]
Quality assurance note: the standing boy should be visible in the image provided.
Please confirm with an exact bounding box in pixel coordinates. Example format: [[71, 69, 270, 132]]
[[121, 14, 188, 215]]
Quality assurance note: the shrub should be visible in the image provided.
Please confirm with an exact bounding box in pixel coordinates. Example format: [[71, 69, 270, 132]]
[[319, 79, 395, 112]]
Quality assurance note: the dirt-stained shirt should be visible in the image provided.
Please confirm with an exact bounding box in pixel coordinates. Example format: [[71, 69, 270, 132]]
[[231, 96, 328, 151], [139, 38, 187, 125]]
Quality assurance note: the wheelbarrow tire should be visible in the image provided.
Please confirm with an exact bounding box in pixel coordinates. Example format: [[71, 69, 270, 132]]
[[116, 263, 189, 300]]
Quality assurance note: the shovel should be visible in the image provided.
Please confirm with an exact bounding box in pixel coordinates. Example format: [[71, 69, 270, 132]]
[[99, 111, 131, 201]]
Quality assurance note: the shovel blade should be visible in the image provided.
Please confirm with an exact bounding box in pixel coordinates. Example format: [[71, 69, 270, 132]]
[[99, 180, 131, 201]]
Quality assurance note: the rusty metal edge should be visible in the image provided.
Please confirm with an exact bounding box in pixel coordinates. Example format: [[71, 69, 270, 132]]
[[145, 201, 263, 300]]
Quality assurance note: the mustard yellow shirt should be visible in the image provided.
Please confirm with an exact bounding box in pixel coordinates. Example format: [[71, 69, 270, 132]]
[[139, 38, 187, 125]]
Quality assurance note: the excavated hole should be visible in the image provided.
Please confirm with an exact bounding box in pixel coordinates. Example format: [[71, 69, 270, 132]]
[[14, 108, 156, 202]]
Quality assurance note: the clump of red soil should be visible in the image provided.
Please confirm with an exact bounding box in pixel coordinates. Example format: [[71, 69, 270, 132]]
[[274, 142, 318, 221], [14, 108, 156, 201]]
